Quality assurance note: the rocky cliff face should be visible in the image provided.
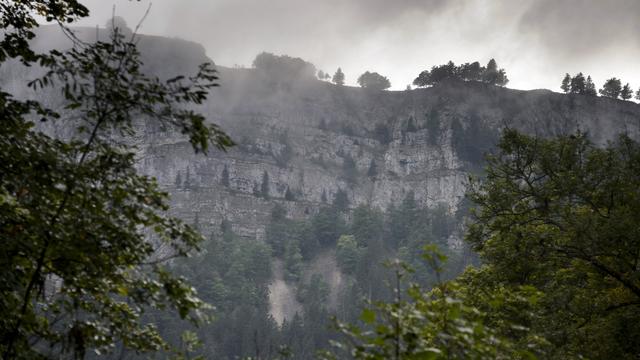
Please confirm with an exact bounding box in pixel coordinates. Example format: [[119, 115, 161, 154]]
[[8, 27, 638, 241], [136, 64, 640, 243]]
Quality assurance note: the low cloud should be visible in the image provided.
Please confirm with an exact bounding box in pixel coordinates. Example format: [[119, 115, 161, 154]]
[[75, 0, 640, 91]]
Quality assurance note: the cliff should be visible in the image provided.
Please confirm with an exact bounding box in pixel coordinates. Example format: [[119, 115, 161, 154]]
[[137, 64, 640, 241]]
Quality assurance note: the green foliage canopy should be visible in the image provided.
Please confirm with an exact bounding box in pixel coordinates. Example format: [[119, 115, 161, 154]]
[[0, 1, 232, 358], [465, 130, 640, 358]]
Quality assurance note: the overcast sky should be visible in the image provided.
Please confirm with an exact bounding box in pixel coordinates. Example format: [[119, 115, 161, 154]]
[[75, 0, 640, 92]]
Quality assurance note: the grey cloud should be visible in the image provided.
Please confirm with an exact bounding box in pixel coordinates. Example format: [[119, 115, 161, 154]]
[[75, 0, 639, 91], [519, 0, 640, 57]]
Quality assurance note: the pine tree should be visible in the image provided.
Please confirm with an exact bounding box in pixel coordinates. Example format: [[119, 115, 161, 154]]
[[221, 165, 230, 187], [636, 87, 640, 101], [342, 153, 358, 184], [570, 72, 586, 94], [284, 186, 295, 201], [561, 73, 571, 93], [585, 76, 597, 96], [184, 167, 192, 189], [333, 189, 350, 211], [261, 170, 270, 199], [367, 159, 378, 177], [481, 59, 508, 86], [175, 171, 182, 188], [406, 116, 417, 132], [332, 67, 345, 86], [621, 83, 633, 100]]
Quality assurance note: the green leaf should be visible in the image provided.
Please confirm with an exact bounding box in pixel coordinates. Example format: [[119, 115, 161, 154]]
[[360, 308, 376, 324]]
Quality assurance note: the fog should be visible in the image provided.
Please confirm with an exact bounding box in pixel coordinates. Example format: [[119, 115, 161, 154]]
[[74, 0, 640, 91]]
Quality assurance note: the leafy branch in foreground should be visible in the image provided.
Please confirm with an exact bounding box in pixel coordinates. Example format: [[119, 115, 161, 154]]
[[0, 3, 232, 358], [464, 129, 640, 358], [321, 246, 541, 360]]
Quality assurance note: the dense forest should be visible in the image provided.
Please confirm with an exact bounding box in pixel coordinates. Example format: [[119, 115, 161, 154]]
[[1, 1, 639, 360], [147, 194, 464, 359]]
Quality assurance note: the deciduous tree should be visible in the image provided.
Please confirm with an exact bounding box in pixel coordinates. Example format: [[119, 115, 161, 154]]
[[599, 77, 622, 99], [357, 71, 391, 91], [465, 130, 640, 358], [0, 2, 233, 358]]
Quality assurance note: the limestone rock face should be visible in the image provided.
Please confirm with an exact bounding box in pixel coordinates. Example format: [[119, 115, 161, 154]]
[[8, 28, 638, 239], [136, 64, 640, 241]]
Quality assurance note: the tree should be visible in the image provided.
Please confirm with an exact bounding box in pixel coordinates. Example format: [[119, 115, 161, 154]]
[[560, 73, 571, 93], [317, 70, 325, 80], [221, 165, 230, 187], [357, 71, 391, 91], [413, 61, 458, 87], [585, 75, 597, 96], [332, 68, 345, 86], [459, 61, 483, 81], [351, 205, 383, 247], [260, 170, 270, 199], [342, 153, 358, 184], [0, 2, 233, 358], [184, 167, 192, 189], [312, 207, 345, 247], [481, 58, 508, 86], [569, 72, 586, 94], [414, 60, 507, 87], [105, 16, 132, 37], [265, 205, 290, 257], [373, 123, 392, 144], [620, 83, 633, 100], [386, 192, 419, 249], [406, 116, 417, 132], [367, 159, 378, 177], [253, 52, 317, 83], [284, 240, 303, 282], [322, 253, 539, 360], [413, 59, 509, 87], [412, 70, 431, 87], [599, 77, 622, 99], [636, 87, 640, 101], [465, 130, 640, 358], [333, 189, 350, 211], [336, 235, 361, 274], [284, 186, 296, 201]]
